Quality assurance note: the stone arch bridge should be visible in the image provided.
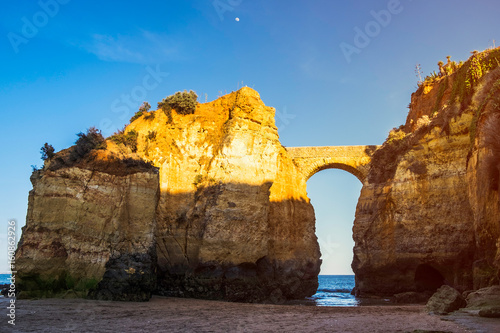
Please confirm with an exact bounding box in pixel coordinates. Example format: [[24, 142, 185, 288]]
[[285, 145, 380, 183]]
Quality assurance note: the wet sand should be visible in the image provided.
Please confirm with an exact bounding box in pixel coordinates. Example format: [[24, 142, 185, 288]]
[[0, 296, 496, 332]]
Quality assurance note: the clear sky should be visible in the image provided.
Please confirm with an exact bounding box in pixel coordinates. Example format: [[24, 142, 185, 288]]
[[1, 0, 499, 275]]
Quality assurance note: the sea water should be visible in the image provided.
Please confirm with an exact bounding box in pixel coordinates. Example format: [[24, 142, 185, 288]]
[[308, 275, 392, 306], [309, 275, 358, 306], [0, 274, 12, 285]]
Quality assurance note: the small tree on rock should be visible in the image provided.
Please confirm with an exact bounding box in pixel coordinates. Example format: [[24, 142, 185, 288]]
[[139, 102, 151, 113], [40, 143, 55, 161], [130, 102, 152, 123], [70, 127, 106, 161]]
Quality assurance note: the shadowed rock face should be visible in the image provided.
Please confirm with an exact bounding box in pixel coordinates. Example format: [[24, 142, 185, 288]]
[[353, 109, 476, 295]]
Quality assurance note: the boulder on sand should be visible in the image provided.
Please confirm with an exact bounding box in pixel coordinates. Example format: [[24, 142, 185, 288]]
[[466, 285, 500, 317], [426, 285, 466, 314], [466, 285, 500, 309]]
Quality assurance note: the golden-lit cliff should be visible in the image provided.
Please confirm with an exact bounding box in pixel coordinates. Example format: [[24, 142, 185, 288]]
[[16, 87, 320, 302], [353, 48, 500, 296]]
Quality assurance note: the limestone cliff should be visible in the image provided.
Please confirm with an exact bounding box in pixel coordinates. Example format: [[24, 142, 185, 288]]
[[127, 87, 320, 302], [467, 69, 500, 289], [353, 48, 500, 296], [16, 87, 320, 303], [16, 149, 159, 301]]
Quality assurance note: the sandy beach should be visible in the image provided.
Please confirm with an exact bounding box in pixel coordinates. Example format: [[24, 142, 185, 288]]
[[2, 296, 499, 333]]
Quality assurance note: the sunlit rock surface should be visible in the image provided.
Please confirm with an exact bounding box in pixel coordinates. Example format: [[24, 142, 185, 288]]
[[16, 87, 321, 302]]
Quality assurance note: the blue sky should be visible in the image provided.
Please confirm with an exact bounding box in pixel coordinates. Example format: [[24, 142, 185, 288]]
[[1, 0, 499, 275]]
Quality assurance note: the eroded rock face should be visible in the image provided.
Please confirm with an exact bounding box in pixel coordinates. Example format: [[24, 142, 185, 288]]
[[353, 110, 476, 295], [126, 87, 320, 302], [21, 50, 500, 302], [16, 151, 159, 301], [353, 49, 500, 297], [16, 87, 320, 303], [467, 105, 500, 288]]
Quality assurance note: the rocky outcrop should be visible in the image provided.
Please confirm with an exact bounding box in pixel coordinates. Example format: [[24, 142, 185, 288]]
[[353, 48, 500, 297], [125, 87, 320, 302], [465, 285, 500, 309], [16, 87, 320, 303], [463, 286, 500, 317], [426, 285, 466, 314], [16, 150, 159, 301]]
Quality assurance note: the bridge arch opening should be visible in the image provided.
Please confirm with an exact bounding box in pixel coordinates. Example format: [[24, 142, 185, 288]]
[[307, 168, 362, 276], [306, 162, 365, 183]]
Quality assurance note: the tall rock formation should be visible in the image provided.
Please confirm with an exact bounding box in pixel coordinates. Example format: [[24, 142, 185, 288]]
[[127, 87, 320, 302], [16, 87, 321, 302], [16, 149, 159, 301], [353, 48, 500, 296]]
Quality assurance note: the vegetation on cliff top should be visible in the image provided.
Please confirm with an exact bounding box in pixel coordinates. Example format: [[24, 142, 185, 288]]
[[158, 90, 198, 122], [130, 101, 152, 123], [35, 90, 200, 173], [40, 143, 55, 161], [70, 127, 107, 161], [416, 48, 500, 110], [109, 129, 139, 152], [39, 127, 155, 176], [450, 49, 500, 110], [370, 48, 500, 185]]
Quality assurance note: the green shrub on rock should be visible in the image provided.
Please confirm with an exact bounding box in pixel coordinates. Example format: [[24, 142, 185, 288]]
[[130, 102, 152, 123], [158, 90, 198, 119], [109, 130, 139, 152]]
